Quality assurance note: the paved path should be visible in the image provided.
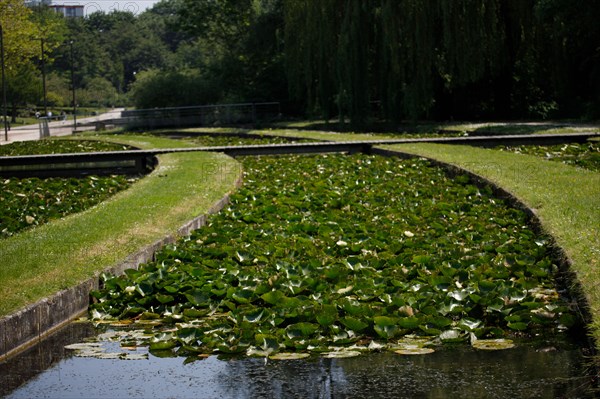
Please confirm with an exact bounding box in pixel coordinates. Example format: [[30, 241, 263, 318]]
[[0, 108, 124, 145]]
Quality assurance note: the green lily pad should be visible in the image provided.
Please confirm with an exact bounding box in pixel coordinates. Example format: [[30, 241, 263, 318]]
[[269, 352, 311, 360], [394, 347, 435, 355], [472, 339, 515, 351]]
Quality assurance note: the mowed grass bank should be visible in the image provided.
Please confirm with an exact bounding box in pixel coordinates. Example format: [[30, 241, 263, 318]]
[[0, 135, 241, 316], [383, 143, 600, 341]]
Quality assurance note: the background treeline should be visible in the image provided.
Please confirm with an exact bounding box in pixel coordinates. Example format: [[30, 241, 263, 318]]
[[4, 0, 599, 123], [285, 0, 600, 123]]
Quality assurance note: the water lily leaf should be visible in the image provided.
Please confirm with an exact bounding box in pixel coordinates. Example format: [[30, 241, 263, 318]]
[[136, 282, 153, 297], [269, 352, 311, 360], [373, 316, 398, 327], [286, 322, 319, 339], [65, 342, 103, 351], [149, 340, 177, 351], [243, 308, 266, 323], [374, 324, 400, 339], [140, 312, 161, 320], [231, 288, 254, 304], [439, 329, 465, 343], [340, 298, 369, 316], [395, 347, 435, 355], [507, 322, 529, 331], [322, 350, 361, 358], [457, 318, 482, 331], [163, 285, 180, 294], [412, 255, 431, 265], [256, 334, 280, 353], [430, 316, 452, 328], [156, 294, 175, 304], [185, 289, 210, 307], [448, 290, 470, 301], [398, 317, 420, 329], [176, 328, 204, 346], [340, 316, 369, 332], [472, 339, 515, 351], [261, 290, 287, 305], [316, 304, 338, 327], [183, 308, 210, 318], [120, 353, 150, 360]]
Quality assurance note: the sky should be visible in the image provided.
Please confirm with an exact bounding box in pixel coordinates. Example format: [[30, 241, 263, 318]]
[[52, 1, 161, 16]]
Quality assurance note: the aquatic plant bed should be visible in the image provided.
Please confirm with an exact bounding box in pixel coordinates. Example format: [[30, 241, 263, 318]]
[[0, 139, 132, 157], [0, 140, 138, 238], [147, 132, 316, 147], [498, 142, 600, 172], [90, 153, 578, 358]]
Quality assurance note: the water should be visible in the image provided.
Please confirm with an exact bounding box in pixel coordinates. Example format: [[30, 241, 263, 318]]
[[1, 322, 597, 399]]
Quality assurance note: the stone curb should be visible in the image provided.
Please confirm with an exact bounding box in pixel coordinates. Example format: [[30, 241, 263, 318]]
[[0, 174, 243, 361]]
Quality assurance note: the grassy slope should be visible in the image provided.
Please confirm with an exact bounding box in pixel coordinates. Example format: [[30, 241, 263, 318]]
[[0, 134, 241, 316]]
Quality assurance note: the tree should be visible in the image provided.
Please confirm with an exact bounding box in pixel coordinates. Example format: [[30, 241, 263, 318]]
[[284, 0, 600, 122], [0, 0, 37, 70], [6, 63, 40, 121], [129, 69, 220, 109]]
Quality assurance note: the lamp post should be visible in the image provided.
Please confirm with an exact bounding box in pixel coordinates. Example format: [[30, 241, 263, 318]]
[[40, 37, 47, 116], [69, 39, 76, 133], [0, 23, 8, 142]]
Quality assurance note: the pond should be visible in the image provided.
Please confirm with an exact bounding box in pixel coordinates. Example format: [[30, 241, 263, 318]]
[[3, 151, 598, 398], [0, 321, 596, 399]]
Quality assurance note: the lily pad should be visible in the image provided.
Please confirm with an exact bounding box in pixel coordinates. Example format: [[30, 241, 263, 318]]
[[472, 339, 515, 351], [322, 350, 362, 358], [269, 352, 311, 360], [394, 347, 435, 355]]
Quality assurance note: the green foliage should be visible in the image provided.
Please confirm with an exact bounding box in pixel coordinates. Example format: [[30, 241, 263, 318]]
[[284, 0, 600, 122], [0, 0, 37, 68], [129, 69, 221, 109], [90, 154, 575, 357]]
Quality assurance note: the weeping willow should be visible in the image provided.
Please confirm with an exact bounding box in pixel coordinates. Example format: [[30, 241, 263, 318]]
[[283, 0, 600, 122]]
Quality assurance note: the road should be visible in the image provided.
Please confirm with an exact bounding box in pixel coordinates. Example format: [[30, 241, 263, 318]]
[[0, 108, 124, 145]]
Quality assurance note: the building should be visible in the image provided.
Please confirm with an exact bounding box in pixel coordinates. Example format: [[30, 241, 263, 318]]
[[24, 1, 84, 18], [49, 4, 84, 18]]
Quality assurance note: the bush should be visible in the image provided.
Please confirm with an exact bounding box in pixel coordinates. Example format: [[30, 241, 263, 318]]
[[129, 69, 222, 109]]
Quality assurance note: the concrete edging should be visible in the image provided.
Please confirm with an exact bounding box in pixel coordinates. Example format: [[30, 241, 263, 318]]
[[0, 174, 243, 361]]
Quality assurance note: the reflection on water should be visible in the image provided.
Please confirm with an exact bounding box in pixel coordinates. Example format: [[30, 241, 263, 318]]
[[1, 322, 597, 399]]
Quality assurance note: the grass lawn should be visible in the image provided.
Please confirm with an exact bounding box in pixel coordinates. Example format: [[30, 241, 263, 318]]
[[0, 133, 241, 316]]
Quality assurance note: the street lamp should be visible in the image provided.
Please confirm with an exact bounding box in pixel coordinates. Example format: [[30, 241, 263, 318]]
[[69, 39, 76, 133], [0, 23, 8, 142], [40, 37, 47, 116]]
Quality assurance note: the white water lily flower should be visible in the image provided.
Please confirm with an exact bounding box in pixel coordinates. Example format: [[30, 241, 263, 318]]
[[404, 231, 415, 237], [336, 240, 348, 246], [125, 286, 136, 293]]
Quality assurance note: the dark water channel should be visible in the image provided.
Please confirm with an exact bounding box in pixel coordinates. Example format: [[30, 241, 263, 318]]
[[1, 322, 597, 399]]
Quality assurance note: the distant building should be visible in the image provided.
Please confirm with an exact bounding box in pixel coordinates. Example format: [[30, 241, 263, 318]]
[[24, 1, 84, 18], [50, 4, 84, 18], [24, 0, 52, 6]]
